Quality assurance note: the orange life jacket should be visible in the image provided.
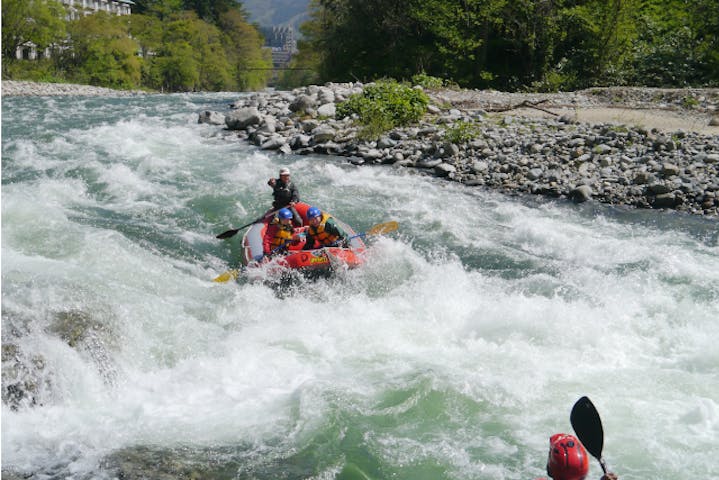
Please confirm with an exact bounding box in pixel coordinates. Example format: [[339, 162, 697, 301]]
[[308, 213, 339, 246], [270, 223, 294, 249]]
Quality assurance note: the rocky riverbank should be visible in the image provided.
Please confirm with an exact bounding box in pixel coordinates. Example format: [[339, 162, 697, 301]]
[[202, 83, 719, 216]]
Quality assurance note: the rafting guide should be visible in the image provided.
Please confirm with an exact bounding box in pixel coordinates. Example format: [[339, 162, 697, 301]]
[[267, 167, 302, 226], [214, 166, 301, 240]]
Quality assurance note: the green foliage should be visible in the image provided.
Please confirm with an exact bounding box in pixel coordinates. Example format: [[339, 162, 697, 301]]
[[625, 0, 719, 87], [1, 0, 67, 61], [2, 58, 64, 83], [681, 96, 700, 109], [219, 9, 272, 91], [6, 0, 718, 91], [131, 0, 183, 19], [337, 81, 429, 132], [298, 0, 718, 90], [153, 42, 200, 91], [62, 13, 142, 89], [411, 72, 446, 90], [354, 112, 396, 141], [444, 121, 481, 144], [130, 7, 271, 91], [4, 0, 269, 92]]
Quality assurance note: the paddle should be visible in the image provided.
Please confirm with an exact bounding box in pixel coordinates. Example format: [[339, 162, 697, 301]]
[[213, 234, 300, 283], [322, 220, 399, 248], [347, 221, 399, 242], [213, 232, 301, 283], [321, 221, 400, 265], [570, 396, 608, 474], [212, 269, 240, 283], [216, 209, 280, 239]]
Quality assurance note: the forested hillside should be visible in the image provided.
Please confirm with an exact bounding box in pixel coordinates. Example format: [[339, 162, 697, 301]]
[[285, 0, 719, 91], [2, 0, 271, 92]]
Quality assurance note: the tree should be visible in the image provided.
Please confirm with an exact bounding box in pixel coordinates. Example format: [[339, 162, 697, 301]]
[[192, 16, 234, 90], [1, 0, 66, 61], [127, 13, 164, 59], [152, 41, 199, 91], [219, 8, 272, 91], [62, 12, 142, 89], [689, 0, 719, 84], [182, 0, 238, 24], [130, 0, 183, 19]]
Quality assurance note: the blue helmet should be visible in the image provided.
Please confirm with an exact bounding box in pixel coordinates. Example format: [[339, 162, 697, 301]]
[[278, 208, 293, 220], [307, 207, 321, 219]]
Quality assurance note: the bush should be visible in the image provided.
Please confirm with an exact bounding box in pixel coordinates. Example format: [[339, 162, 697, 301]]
[[445, 121, 481, 144], [336, 80, 429, 138], [411, 72, 445, 89], [2, 59, 64, 83]]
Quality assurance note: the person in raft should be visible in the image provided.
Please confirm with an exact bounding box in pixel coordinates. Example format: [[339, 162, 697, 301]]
[[267, 167, 302, 226], [303, 206, 349, 250], [263, 208, 306, 257], [537, 433, 618, 480]]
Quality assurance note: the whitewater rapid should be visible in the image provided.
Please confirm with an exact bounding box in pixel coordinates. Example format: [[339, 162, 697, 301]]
[[2, 93, 718, 479]]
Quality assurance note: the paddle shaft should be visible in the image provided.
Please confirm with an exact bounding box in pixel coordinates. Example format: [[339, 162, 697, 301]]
[[326, 222, 398, 247], [216, 208, 280, 239], [347, 221, 399, 242]]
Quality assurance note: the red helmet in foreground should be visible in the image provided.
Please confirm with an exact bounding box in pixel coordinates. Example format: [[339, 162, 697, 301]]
[[546, 433, 589, 480]]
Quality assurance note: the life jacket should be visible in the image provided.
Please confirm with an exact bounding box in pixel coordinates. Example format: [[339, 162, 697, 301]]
[[308, 213, 339, 246], [269, 223, 294, 249]]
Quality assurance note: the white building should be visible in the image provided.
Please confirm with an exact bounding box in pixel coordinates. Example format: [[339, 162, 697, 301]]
[[15, 0, 134, 59], [62, 0, 134, 20]]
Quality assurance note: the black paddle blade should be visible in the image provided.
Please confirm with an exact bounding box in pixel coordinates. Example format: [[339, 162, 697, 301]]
[[570, 396, 604, 461], [216, 228, 240, 239], [216, 213, 270, 240]]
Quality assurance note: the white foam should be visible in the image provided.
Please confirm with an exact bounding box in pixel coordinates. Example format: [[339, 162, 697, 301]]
[[2, 94, 717, 480]]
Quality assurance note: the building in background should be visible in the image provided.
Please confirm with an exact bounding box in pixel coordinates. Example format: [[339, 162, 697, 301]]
[[15, 0, 134, 59], [263, 26, 297, 69], [62, 0, 134, 20]]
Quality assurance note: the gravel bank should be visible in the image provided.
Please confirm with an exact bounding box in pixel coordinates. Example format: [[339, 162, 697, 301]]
[[1, 80, 145, 97], [432, 87, 719, 136]]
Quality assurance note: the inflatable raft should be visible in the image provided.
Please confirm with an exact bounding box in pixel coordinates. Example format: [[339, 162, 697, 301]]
[[241, 202, 366, 275]]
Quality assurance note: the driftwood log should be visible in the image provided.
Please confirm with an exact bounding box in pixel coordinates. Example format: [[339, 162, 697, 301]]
[[485, 99, 559, 116]]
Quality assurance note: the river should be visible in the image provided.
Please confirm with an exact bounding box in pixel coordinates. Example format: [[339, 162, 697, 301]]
[[2, 93, 718, 479]]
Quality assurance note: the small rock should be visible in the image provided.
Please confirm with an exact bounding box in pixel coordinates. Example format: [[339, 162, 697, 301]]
[[569, 185, 593, 203]]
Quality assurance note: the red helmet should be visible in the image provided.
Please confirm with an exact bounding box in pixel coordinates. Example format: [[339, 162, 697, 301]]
[[546, 433, 589, 480]]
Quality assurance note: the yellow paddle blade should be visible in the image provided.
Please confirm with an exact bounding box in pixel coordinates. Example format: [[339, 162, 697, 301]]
[[213, 269, 239, 283], [366, 221, 398, 237]]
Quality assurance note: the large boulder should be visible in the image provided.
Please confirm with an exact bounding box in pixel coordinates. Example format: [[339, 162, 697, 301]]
[[198, 110, 225, 125], [225, 107, 262, 130], [289, 95, 317, 113], [317, 103, 336, 118]]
